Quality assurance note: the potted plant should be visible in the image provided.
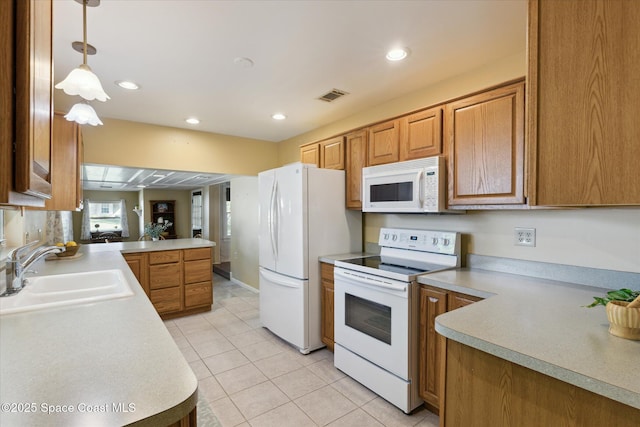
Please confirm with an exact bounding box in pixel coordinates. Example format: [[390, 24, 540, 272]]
[[144, 221, 172, 241], [586, 288, 640, 340]]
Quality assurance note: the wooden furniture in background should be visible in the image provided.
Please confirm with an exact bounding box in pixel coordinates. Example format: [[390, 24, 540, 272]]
[[446, 79, 525, 207], [320, 262, 335, 351], [150, 200, 177, 239], [123, 247, 213, 319], [400, 107, 443, 161], [418, 285, 482, 414], [444, 340, 640, 427], [527, 0, 640, 206]]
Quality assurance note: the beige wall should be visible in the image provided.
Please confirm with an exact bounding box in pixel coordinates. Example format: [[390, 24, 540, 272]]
[[365, 208, 640, 273], [276, 50, 640, 275], [82, 118, 279, 176], [277, 51, 526, 165], [230, 176, 259, 289]]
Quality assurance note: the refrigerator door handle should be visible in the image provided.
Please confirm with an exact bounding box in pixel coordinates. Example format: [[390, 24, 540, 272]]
[[260, 268, 302, 289], [269, 179, 278, 260]]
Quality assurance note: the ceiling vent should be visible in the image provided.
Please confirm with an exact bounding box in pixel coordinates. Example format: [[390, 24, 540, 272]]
[[317, 89, 349, 103]]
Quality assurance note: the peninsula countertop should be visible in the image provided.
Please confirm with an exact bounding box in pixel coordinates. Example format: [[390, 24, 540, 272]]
[[0, 238, 215, 426], [417, 267, 640, 410]]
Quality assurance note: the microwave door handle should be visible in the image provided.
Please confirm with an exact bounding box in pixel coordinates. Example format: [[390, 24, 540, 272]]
[[417, 169, 425, 206]]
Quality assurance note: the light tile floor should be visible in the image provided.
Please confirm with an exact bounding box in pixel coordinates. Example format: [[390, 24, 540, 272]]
[[164, 275, 439, 427]]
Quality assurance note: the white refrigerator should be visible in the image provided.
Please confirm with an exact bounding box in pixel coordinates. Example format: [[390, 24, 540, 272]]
[[259, 162, 362, 354]]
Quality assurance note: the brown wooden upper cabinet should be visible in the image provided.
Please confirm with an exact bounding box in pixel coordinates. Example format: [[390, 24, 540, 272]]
[[300, 136, 345, 170], [320, 136, 345, 170], [345, 130, 368, 210], [300, 143, 320, 167], [527, 0, 640, 206], [367, 119, 400, 166], [14, 0, 54, 200], [38, 113, 83, 211], [1, 0, 53, 207], [446, 80, 525, 207], [399, 107, 443, 161]]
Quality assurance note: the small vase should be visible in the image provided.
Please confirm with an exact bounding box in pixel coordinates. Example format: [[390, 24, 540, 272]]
[[152, 237, 159, 241]]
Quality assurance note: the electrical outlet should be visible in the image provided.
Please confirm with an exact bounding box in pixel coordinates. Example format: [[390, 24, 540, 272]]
[[515, 227, 536, 247]]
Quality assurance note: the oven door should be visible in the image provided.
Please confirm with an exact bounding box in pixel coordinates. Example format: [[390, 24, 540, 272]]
[[334, 268, 410, 379], [362, 167, 425, 213]]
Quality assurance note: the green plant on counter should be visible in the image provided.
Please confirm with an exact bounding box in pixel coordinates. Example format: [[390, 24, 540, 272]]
[[144, 221, 172, 239], [585, 288, 640, 308]]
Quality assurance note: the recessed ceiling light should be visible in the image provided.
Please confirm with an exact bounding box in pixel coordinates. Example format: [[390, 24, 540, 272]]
[[272, 113, 286, 120], [116, 80, 140, 90], [152, 174, 166, 178], [136, 184, 146, 188], [185, 117, 200, 125], [386, 47, 409, 61]]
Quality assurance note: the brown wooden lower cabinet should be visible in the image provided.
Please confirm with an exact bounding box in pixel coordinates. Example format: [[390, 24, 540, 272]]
[[123, 247, 213, 319], [320, 262, 335, 351], [418, 285, 482, 414], [166, 406, 197, 427], [444, 340, 640, 427]]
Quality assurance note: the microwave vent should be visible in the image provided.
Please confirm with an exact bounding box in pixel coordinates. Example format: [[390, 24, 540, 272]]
[[317, 89, 349, 102]]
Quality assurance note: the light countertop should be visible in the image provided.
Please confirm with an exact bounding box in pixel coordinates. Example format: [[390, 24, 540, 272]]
[[418, 268, 640, 410], [0, 239, 215, 426], [318, 252, 374, 264]]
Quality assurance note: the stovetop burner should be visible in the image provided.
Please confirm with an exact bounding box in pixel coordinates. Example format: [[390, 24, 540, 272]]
[[339, 256, 431, 276], [334, 228, 461, 282]]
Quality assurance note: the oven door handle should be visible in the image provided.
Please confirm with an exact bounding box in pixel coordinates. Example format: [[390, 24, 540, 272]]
[[334, 269, 407, 293]]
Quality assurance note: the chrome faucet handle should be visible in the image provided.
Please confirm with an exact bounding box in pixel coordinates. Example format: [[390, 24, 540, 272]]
[[9, 240, 41, 262]]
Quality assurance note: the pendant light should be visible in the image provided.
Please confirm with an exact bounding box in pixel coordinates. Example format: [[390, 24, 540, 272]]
[[64, 102, 103, 126], [56, 0, 108, 125]]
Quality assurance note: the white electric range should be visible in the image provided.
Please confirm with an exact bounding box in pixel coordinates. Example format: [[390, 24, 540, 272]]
[[333, 227, 461, 413]]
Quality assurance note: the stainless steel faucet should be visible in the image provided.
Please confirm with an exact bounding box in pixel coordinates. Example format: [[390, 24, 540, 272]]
[[1, 241, 64, 297]]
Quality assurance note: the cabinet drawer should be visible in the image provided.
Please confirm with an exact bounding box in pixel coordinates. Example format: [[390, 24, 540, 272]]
[[184, 259, 211, 284], [149, 250, 180, 265], [150, 287, 181, 314], [185, 282, 213, 308], [183, 247, 211, 261], [149, 263, 181, 289]]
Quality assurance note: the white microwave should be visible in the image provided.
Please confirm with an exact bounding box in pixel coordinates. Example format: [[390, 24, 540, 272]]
[[362, 156, 453, 213]]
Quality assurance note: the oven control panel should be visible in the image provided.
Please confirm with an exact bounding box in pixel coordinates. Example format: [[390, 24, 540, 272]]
[[378, 227, 459, 255]]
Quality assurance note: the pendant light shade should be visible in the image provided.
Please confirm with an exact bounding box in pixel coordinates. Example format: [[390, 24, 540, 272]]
[[55, 64, 110, 102], [56, 0, 109, 111], [64, 103, 103, 126]]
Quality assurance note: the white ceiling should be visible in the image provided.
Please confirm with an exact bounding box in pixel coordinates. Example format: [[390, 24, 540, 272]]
[[53, 0, 527, 190], [82, 164, 232, 191]]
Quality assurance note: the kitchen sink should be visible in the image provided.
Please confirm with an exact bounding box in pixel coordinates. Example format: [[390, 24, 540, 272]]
[[0, 269, 134, 315]]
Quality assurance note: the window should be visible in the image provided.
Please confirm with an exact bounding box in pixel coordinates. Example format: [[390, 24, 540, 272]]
[[222, 183, 231, 238], [88, 201, 123, 231], [191, 190, 203, 237], [81, 199, 130, 240]]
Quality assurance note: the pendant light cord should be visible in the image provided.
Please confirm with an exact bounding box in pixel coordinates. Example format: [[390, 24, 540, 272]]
[[82, 0, 88, 65]]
